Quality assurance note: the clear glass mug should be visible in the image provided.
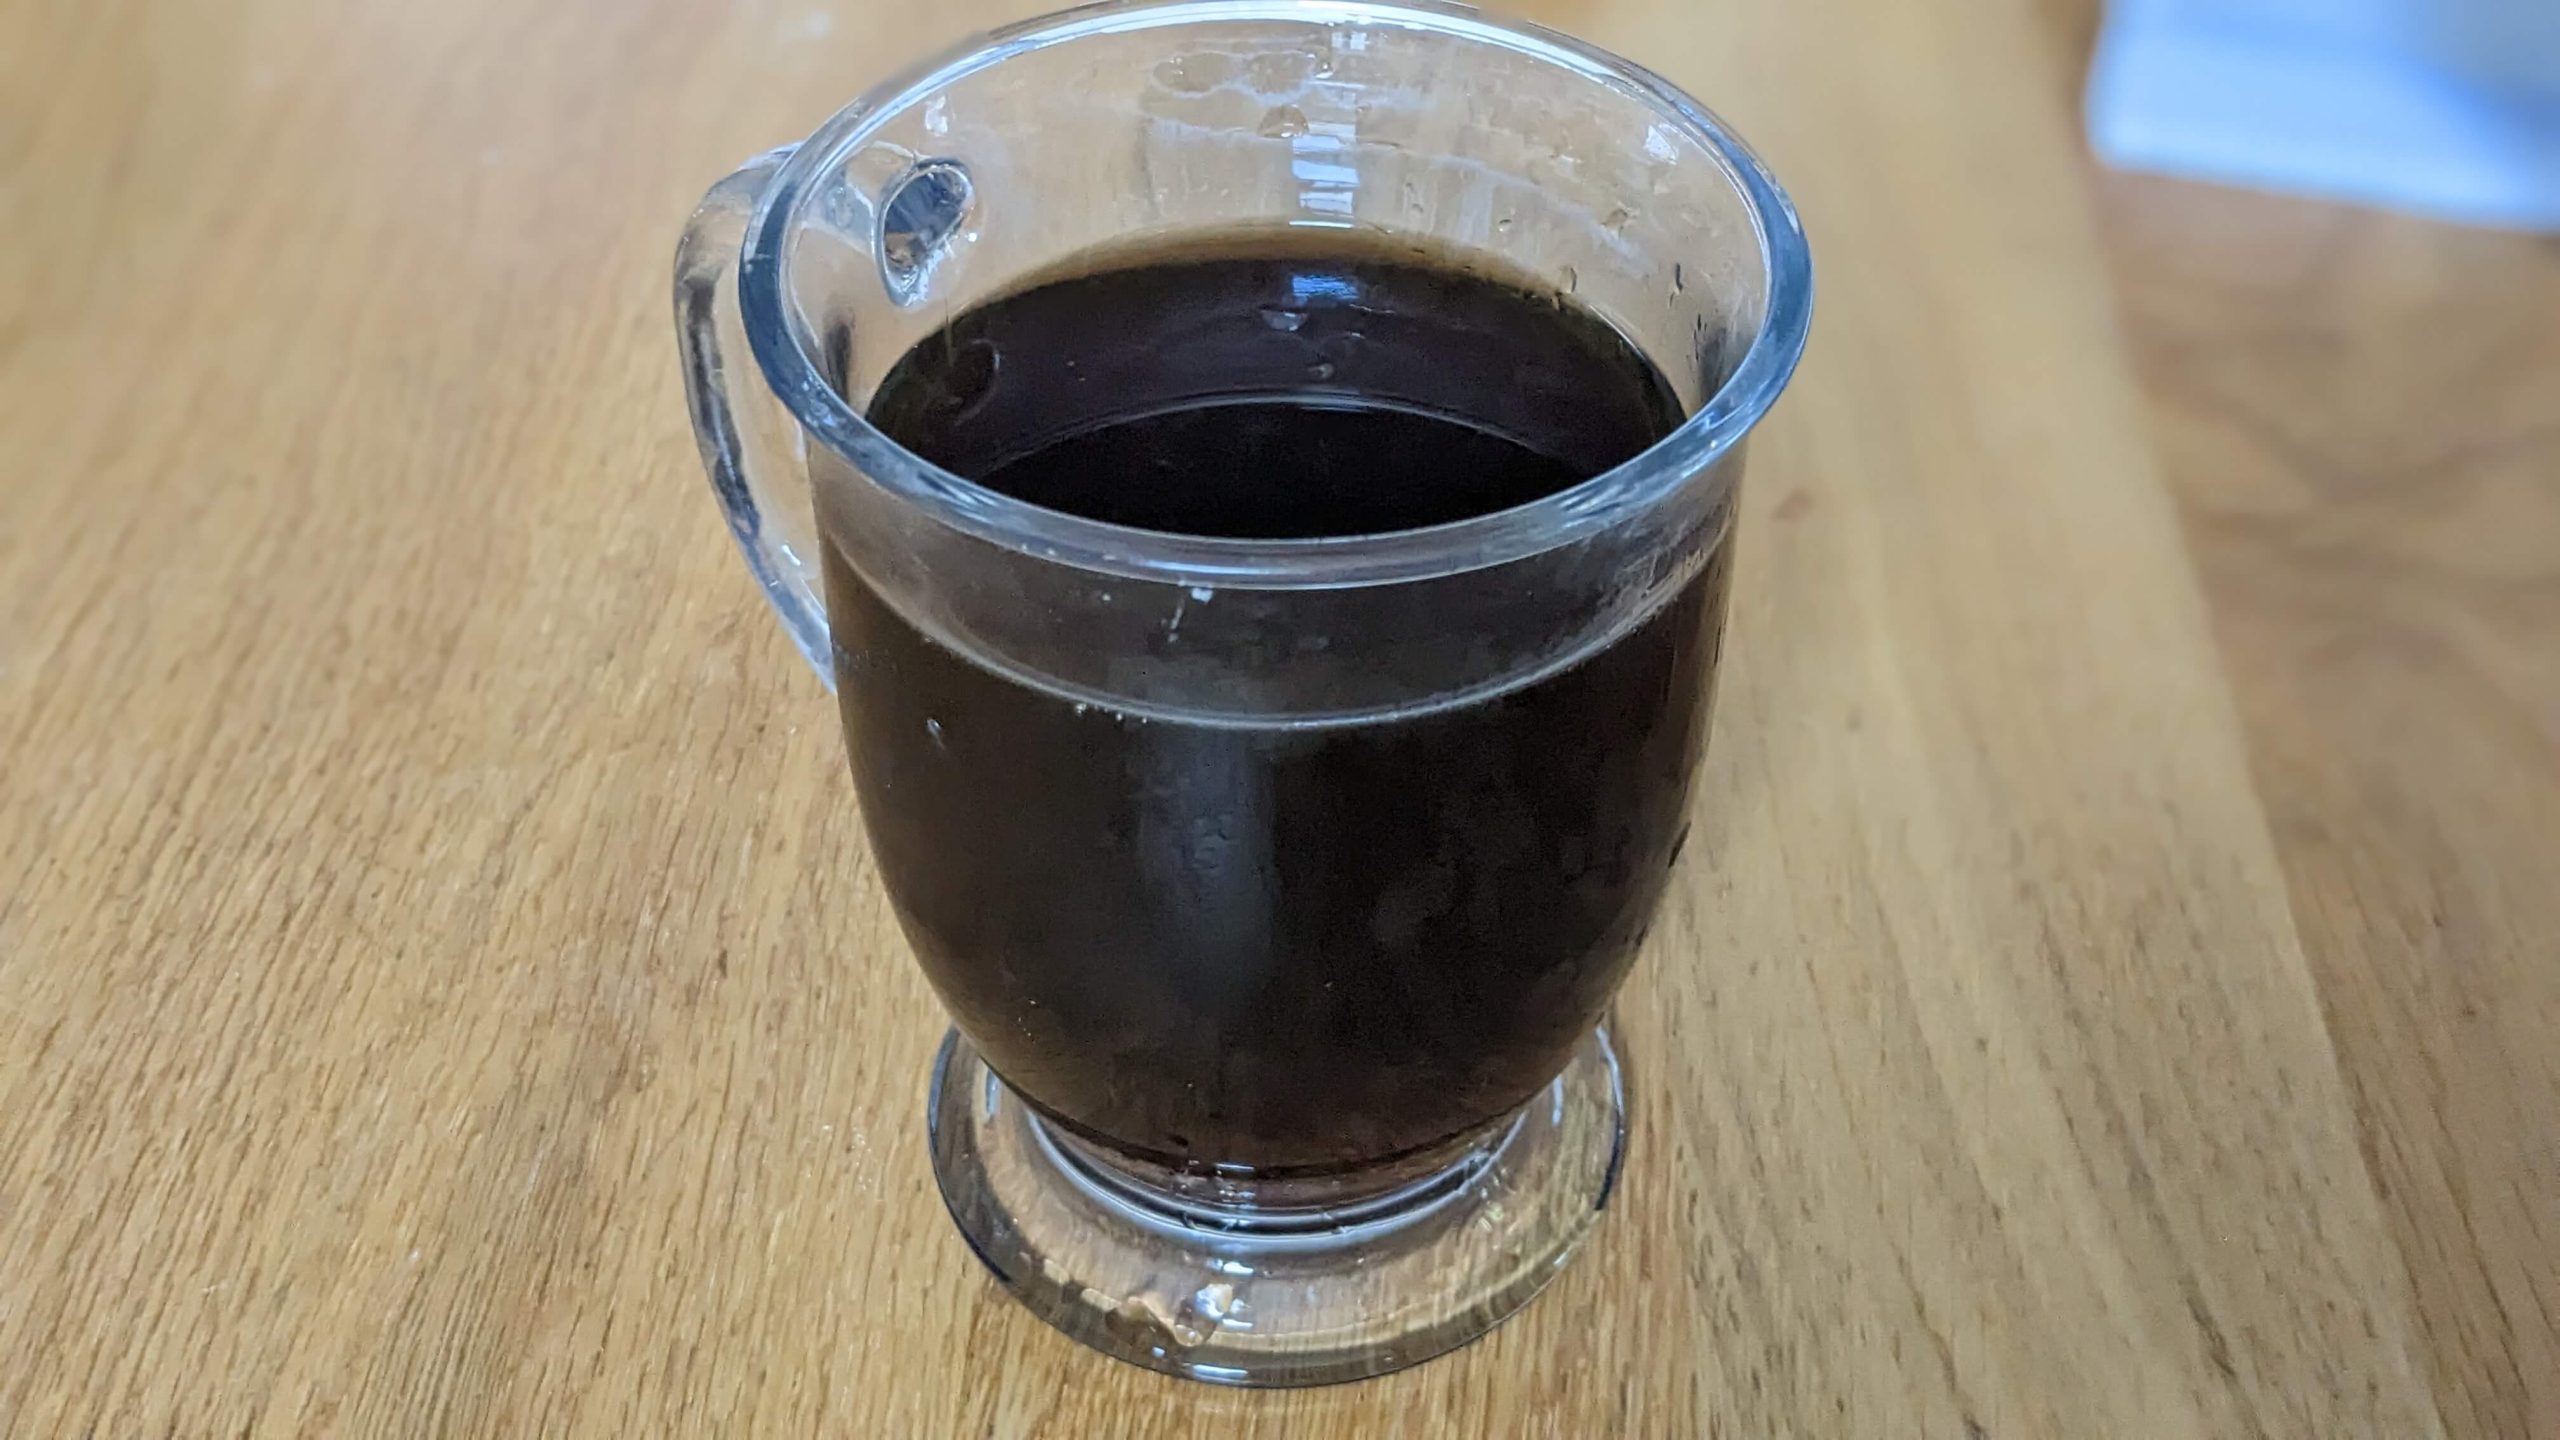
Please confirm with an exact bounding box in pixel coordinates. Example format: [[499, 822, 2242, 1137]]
[[675, 0, 1808, 1387]]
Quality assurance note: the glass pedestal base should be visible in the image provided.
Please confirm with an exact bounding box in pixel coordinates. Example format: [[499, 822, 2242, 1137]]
[[924, 1026, 1626, 1387]]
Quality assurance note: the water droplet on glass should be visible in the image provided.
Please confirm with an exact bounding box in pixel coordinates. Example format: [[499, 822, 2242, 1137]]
[[1307, 360, 1336, 381], [924, 717, 946, 750], [1245, 48, 1311, 94], [1257, 305, 1308, 332], [1671, 261, 1687, 294], [1151, 52, 1228, 94], [1400, 180, 1421, 213], [1494, 214, 1514, 234], [1559, 264, 1578, 294], [1603, 205, 1634, 233], [1257, 104, 1309, 139]]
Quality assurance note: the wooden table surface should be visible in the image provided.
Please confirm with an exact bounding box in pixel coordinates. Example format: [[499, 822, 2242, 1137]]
[[3, 0, 2551, 1431]]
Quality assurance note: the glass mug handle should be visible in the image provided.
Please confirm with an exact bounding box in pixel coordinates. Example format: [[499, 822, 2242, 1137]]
[[673, 144, 835, 685]]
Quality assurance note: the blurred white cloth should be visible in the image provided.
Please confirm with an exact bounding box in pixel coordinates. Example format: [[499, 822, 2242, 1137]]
[[2087, 0, 2560, 230]]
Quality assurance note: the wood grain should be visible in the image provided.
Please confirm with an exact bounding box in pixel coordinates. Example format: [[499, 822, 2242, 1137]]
[[0, 0, 2482, 1432], [2092, 174, 2560, 1439]]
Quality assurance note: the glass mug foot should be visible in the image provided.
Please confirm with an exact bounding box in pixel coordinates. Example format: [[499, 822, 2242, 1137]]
[[925, 1026, 1628, 1387]]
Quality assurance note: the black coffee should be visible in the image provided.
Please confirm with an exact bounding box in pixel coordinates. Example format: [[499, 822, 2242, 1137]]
[[828, 233, 1729, 1173]]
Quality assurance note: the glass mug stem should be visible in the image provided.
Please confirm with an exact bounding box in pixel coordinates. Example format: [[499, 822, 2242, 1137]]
[[673, 0, 1807, 1388]]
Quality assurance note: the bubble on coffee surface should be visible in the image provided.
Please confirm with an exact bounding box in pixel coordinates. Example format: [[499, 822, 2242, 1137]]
[[920, 337, 999, 423]]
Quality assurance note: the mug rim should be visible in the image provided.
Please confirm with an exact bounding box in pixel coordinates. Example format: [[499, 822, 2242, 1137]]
[[739, 0, 1812, 589]]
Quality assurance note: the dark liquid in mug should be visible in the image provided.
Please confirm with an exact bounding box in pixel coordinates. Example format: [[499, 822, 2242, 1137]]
[[825, 232, 1730, 1172]]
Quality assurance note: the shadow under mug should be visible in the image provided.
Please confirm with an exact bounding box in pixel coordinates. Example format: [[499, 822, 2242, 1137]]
[[676, 0, 1809, 1387]]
